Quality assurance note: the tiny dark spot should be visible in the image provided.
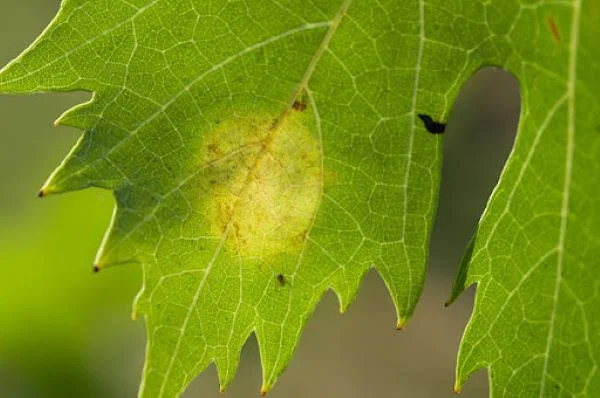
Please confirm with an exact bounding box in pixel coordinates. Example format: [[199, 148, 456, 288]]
[[38, 190, 45, 198], [292, 100, 307, 112], [209, 179, 216, 185], [418, 114, 446, 134], [207, 143, 221, 155], [93, 265, 100, 273], [277, 274, 286, 287]]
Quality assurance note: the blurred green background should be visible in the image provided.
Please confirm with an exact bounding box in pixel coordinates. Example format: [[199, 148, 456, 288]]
[[0, 1, 519, 397]]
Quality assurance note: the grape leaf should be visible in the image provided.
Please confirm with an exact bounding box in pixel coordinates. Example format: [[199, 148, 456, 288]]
[[0, 1, 598, 397], [0, 1, 443, 395], [448, 1, 600, 396]]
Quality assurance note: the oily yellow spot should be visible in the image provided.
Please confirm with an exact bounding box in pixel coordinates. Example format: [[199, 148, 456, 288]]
[[204, 112, 322, 258]]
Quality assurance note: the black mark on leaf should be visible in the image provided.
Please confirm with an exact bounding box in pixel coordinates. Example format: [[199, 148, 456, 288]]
[[277, 274, 286, 287], [418, 114, 446, 134], [292, 100, 307, 112]]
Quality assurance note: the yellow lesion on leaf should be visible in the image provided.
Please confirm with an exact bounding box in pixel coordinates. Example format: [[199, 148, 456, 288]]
[[204, 112, 322, 258]]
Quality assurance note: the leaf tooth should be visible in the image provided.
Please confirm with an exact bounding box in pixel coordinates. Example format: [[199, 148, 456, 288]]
[[373, 263, 423, 333], [40, 140, 112, 196], [396, 316, 409, 331], [453, 380, 462, 394], [0, 41, 83, 94], [0, 59, 40, 94], [92, 206, 140, 271], [260, 385, 269, 396], [53, 94, 97, 130], [255, 297, 321, 394], [131, 287, 145, 321], [447, 237, 477, 306], [329, 266, 372, 314], [214, 340, 246, 395]]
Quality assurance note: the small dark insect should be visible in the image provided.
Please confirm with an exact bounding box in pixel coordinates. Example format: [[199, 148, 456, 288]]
[[292, 100, 307, 112], [277, 274, 286, 286], [418, 114, 446, 134]]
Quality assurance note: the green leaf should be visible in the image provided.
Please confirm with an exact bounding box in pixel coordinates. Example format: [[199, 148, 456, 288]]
[[1, 1, 598, 397], [448, 1, 600, 396], [0, 1, 442, 395]]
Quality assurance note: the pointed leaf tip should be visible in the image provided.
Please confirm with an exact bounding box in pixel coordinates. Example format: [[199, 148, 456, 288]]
[[396, 317, 408, 331], [453, 381, 462, 394]]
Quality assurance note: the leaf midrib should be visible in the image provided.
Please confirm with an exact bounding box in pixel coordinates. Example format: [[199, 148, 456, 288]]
[[539, 0, 581, 395]]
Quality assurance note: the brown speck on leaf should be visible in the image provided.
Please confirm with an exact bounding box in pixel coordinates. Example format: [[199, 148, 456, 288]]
[[93, 265, 100, 273], [547, 16, 561, 44], [38, 190, 46, 198], [207, 143, 221, 155], [277, 274, 286, 286], [292, 100, 307, 112]]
